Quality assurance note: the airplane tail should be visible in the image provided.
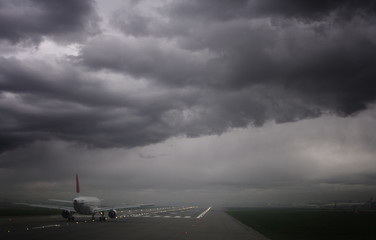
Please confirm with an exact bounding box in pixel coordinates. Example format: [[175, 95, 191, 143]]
[[76, 174, 80, 196]]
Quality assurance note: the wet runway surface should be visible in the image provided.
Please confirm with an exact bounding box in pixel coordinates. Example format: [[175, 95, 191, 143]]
[[1, 206, 269, 240]]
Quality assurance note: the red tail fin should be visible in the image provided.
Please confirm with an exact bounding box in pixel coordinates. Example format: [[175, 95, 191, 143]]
[[76, 174, 80, 194]]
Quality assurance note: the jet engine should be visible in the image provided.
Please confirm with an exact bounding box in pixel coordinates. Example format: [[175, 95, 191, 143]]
[[61, 210, 70, 218], [108, 209, 117, 219]]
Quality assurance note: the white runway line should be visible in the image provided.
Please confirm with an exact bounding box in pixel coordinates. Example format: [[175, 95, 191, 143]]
[[196, 206, 212, 219], [32, 224, 60, 230]]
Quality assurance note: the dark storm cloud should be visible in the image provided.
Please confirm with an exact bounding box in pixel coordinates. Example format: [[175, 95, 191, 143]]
[[248, 0, 376, 20], [1, 0, 376, 154], [109, 0, 376, 113], [0, 56, 202, 152], [166, 0, 376, 21], [0, 0, 99, 44], [80, 36, 207, 86]]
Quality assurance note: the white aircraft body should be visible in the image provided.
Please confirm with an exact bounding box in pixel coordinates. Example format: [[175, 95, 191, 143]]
[[17, 174, 153, 222]]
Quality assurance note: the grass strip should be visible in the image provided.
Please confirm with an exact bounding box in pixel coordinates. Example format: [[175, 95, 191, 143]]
[[226, 208, 376, 240], [0, 207, 60, 216]]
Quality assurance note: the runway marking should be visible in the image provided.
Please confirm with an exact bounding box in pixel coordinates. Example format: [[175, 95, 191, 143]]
[[118, 206, 207, 219], [31, 224, 60, 230], [137, 214, 195, 219], [196, 206, 211, 219]]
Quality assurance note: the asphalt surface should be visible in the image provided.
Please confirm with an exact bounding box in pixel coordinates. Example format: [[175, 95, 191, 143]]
[[1, 206, 270, 240]]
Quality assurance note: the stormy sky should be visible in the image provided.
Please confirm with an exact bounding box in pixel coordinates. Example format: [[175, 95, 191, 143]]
[[1, 0, 376, 206]]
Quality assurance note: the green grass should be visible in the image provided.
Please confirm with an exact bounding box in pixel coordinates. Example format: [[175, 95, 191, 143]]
[[226, 208, 376, 240], [0, 206, 60, 216]]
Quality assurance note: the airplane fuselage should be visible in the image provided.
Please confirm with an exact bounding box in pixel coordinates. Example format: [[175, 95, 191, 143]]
[[17, 174, 151, 222], [73, 196, 101, 215]]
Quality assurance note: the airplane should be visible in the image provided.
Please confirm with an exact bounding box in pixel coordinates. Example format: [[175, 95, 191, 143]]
[[17, 174, 153, 222]]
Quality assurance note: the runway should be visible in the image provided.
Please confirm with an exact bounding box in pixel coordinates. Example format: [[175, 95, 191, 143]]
[[1, 206, 270, 240]]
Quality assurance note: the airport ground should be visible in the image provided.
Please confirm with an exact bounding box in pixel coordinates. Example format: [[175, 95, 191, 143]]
[[0, 206, 269, 240], [227, 208, 376, 240], [4, 206, 375, 240]]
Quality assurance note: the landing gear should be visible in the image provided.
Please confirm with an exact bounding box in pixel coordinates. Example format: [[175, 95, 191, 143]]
[[99, 212, 106, 221], [62, 210, 75, 222]]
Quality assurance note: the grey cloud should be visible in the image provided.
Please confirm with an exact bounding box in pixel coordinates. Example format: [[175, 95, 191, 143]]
[[111, 0, 376, 117], [2, 109, 375, 204], [166, 0, 376, 21], [0, 53, 318, 153], [112, 0, 376, 39], [0, 56, 202, 152], [80, 36, 207, 86], [0, 57, 132, 106], [1, 0, 376, 155], [248, 0, 376, 20], [109, 1, 376, 115], [111, 8, 152, 37], [2, 0, 376, 207], [173, 9, 376, 118], [0, 0, 100, 44], [166, 0, 249, 22]]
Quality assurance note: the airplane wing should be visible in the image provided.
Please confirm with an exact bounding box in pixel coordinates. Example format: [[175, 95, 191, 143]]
[[94, 203, 154, 213], [48, 199, 72, 204], [16, 202, 75, 212]]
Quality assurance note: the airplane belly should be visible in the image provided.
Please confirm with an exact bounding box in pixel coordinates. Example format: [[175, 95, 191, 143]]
[[74, 200, 97, 215], [74, 202, 89, 214]]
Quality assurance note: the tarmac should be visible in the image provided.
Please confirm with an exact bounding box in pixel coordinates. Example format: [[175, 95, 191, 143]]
[[0, 206, 270, 240]]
